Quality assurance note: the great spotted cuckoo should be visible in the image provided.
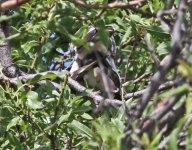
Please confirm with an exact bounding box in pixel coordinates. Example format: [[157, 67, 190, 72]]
[[69, 26, 121, 99]]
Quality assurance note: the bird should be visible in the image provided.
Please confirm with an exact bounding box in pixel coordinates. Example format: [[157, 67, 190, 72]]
[[69, 26, 121, 99]]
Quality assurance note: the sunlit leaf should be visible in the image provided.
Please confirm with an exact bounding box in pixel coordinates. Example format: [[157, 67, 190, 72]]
[[178, 59, 192, 80], [27, 91, 44, 109], [69, 120, 92, 138], [6, 117, 21, 131]]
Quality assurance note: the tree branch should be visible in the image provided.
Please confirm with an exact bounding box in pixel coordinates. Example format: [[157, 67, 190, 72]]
[[0, 0, 29, 11], [144, 34, 160, 68], [0, 11, 19, 77], [70, 0, 144, 9], [134, 0, 187, 119], [122, 0, 187, 147], [177, 116, 192, 149], [0, 71, 123, 108], [124, 80, 178, 99]]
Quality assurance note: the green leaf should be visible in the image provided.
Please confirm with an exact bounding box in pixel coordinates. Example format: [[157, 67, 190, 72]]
[[69, 34, 86, 46], [167, 130, 179, 150], [43, 98, 56, 103], [73, 105, 92, 113], [120, 27, 132, 45], [52, 90, 60, 97], [7, 117, 21, 131], [69, 120, 92, 137], [21, 40, 39, 53], [99, 28, 110, 47], [0, 13, 19, 22], [186, 95, 192, 115], [7, 133, 23, 149], [156, 42, 170, 56], [55, 70, 68, 79], [42, 42, 54, 54], [146, 25, 170, 36], [1, 140, 9, 149], [6, 33, 21, 40], [27, 91, 44, 109], [27, 70, 68, 84], [116, 17, 127, 29], [129, 14, 142, 23], [159, 84, 190, 98], [141, 133, 150, 148], [177, 59, 192, 80], [81, 113, 93, 120], [57, 110, 72, 125], [26, 73, 57, 84]]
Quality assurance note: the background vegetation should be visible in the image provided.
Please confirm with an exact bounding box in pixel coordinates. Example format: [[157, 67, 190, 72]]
[[0, 0, 191, 149]]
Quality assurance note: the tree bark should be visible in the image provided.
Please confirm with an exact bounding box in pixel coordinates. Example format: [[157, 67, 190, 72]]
[[0, 11, 18, 77]]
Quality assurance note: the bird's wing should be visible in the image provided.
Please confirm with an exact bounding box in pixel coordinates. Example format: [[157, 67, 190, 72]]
[[102, 56, 122, 92], [70, 61, 97, 79]]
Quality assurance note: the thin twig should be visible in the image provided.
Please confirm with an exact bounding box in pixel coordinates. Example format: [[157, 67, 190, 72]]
[[144, 34, 160, 68], [124, 80, 178, 99], [157, 9, 177, 28], [133, 72, 152, 83], [124, 40, 137, 82]]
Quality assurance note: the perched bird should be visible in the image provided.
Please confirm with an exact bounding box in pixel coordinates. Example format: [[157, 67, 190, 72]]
[[69, 26, 121, 99]]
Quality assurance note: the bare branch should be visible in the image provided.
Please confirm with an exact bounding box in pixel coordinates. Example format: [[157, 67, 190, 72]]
[[134, 0, 187, 119], [70, 0, 144, 9], [138, 97, 185, 148], [0, 71, 123, 108], [150, 94, 183, 121], [177, 116, 192, 149], [122, 0, 187, 147], [0, 0, 30, 11], [68, 76, 123, 108], [133, 72, 152, 83], [158, 105, 185, 149], [157, 9, 176, 28], [124, 80, 178, 99]]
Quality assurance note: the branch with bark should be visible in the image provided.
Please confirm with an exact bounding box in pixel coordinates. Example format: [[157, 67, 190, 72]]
[[0, 72, 123, 108], [0, 0, 29, 11], [0, 11, 18, 77], [1, 70, 183, 111], [70, 0, 144, 9], [122, 0, 188, 148], [133, 0, 186, 121], [0, 0, 31, 77], [124, 80, 179, 99]]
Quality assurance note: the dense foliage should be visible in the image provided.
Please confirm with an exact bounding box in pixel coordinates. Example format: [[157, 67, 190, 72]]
[[0, 0, 191, 149]]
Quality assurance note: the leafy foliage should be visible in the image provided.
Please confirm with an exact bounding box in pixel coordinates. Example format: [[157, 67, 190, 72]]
[[0, 0, 192, 149]]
